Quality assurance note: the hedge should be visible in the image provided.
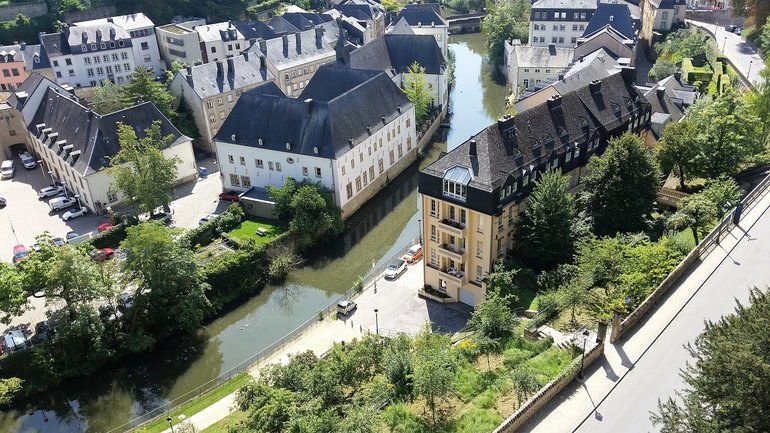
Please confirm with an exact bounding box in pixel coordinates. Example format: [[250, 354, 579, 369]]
[[201, 241, 270, 313], [178, 203, 244, 249], [89, 223, 129, 249]]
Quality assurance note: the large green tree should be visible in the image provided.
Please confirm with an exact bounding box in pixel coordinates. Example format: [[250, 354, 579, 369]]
[[667, 195, 715, 245], [0, 263, 27, 324], [700, 176, 741, 218], [582, 132, 661, 235], [402, 62, 432, 126], [110, 121, 179, 217], [267, 178, 344, 247], [120, 66, 175, 117], [412, 324, 457, 425], [467, 288, 518, 369], [657, 120, 699, 189], [651, 288, 770, 432], [482, 0, 530, 67], [0, 377, 23, 407], [517, 170, 580, 269], [45, 245, 107, 317], [730, 0, 770, 27], [91, 79, 129, 114]]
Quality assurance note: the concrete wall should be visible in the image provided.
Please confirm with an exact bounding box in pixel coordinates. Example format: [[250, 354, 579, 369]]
[[0, 1, 47, 22]]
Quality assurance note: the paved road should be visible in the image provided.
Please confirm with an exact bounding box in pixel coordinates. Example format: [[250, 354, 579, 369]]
[[688, 20, 766, 86], [521, 187, 770, 433]]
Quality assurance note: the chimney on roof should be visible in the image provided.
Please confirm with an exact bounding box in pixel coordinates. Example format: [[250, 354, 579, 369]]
[[396, 105, 402, 114], [558, 73, 565, 81], [226, 57, 235, 74], [295, 32, 302, 53], [335, 27, 349, 65], [185, 70, 193, 87], [259, 55, 266, 70], [366, 125, 372, 135], [282, 34, 288, 52], [107, 17, 113, 23], [315, 26, 324, 48], [243, 51, 249, 61], [656, 87, 665, 98], [110, 28, 116, 39], [674, 70, 682, 81], [304, 98, 313, 113], [348, 137, 353, 147], [620, 66, 635, 83], [469, 140, 477, 157], [258, 38, 267, 54], [589, 79, 601, 94], [216, 60, 223, 77], [381, 115, 386, 124], [548, 94, 562, 110], [609, 15, 614, 22]]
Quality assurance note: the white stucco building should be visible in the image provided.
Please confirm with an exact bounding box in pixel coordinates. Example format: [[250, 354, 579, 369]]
[[156, 18, 207, 67], [504, 40, 574, 96], [529, 0, 597, 48], [389, 3, 448, 57]]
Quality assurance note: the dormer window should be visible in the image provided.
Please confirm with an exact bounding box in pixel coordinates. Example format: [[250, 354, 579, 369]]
[[443, 166, 471, 202], [612, 103, 621, 116]]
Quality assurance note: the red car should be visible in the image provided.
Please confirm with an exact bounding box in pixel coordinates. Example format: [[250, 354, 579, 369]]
[[219, 190, 241, 202], [90, 248, 115, 262], [12, 245, 28, 263], [97, 223, 114, 233]]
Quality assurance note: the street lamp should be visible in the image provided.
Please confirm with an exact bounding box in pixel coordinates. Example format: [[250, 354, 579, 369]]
[[418, 218, 422, 244], [74, 194, 82, 210], [167, 416, 175, 433], [748, 60, 753, 83], [578, 329, 591, 379], [722, 36, 727, 53], [372, 258, 377, 293], [374, 308, 379, 335], [37, 160, 51, 184]]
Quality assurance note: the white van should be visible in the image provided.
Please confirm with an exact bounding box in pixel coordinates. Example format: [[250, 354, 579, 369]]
[[19, 152, 36, 169], [49, 196, 77, 211], [1, 330, 28, 354], [0, 160, 15, 179]]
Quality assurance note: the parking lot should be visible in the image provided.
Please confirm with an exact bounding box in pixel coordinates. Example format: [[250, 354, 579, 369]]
[[0, 163, 105, 263]]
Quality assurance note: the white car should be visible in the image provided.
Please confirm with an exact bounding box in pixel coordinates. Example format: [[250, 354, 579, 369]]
[[0, 160, 15, 179], [198, 213, 219, 225], [62, 206, 88, 221], [336, 299, 357, 315], [383, 259, 408, 280], [50, 196, 77, 211], [19, 152, 36, 169], [38, 185, 65, 198]]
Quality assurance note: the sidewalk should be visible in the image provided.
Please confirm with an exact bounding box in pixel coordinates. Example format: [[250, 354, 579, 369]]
[[519, 186, 770, 432]]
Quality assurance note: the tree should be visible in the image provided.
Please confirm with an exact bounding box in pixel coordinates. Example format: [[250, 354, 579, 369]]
[[45, 245, 107, 315], [15, 14, 30, 27], [510, 366, 540, 408], [0, 263, 27, 324], [120, 222, 210, 350], [121, 66, 175, 117], [657, 120, 699, 189], [236, 380, 296, 432], [689, 91, 763, 179], [45, 304, 114, 376], [267, 178, 344, 247], [517, 170, 579, 269], [91, 79, 130, 114], [650, 288, 770, 432], [110, 121, 179, 217], [668, 194, 716, 245], [730, 0, 770, 27], [482, 0, 530, 68], [648, 60, 677, 82], [164, 59, 187, 82], [412, 324, 456, 425], [700, 176, 741, 218], [383, 333, 413, 397], [557, 281, 590, 325], [402, 62, 431, 126], [0, 377, 23, 407], [483, 261, 521, 307], [466, 288, 518, 369], [582, 132, 661, 235]]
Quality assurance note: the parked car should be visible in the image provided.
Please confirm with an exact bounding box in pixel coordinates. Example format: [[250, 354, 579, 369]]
[[98, 303, 123, 323], [0, 160, 15, 179], [38, 185, 65, 198], [735, 27, 742, 35], [384, 259, 408, 279], [51, 237, 65, 247], [336, 299, 357, 315], [90, 248, 115, 262], [31, 243, 41, 252], [49, 196, 77, 211], [402, 244, 423, 264], [1, 330, 28, 353], [726, 24, 737, 32], [219, 190, 241, 202], [12, 245, 28, 263], [117, 292, 134, 313], [0, 196, 5, 207], [66, 231, 80, 241], [19, 152, 36, 169], [31, 320, 53, 344], [149, 212, 172, 224], [97, 223, 114, 232], [199, 213, 219, 225], [62, 206, 88, 221]]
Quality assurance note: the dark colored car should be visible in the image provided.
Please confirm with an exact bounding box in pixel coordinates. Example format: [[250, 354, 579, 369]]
[[149, 212, 172, 224], [51, 237, 65, 247], [0, 196, 6, 207], [31, 320, 53, 344], [219, 190, 241, 202], [66, 231, 79, 241], [726, 24, 737, 32]]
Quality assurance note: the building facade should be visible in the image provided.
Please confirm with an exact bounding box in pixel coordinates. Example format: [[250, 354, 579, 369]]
[[213, 65, 417, 219], [156, 18, 207, 67], [504, 40, 574, 96], [419, 68, 651, 307], [529, 0, 598, 48], [390, 3, 448, 57], [640, 0, 687, 42], [197, 21, 248, 63]]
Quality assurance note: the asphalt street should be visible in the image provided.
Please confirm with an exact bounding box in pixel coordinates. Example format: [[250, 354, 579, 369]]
[[688, 20, 766, 86]]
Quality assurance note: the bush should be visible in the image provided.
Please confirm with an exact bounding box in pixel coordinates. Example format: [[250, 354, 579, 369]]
[[179, 203, 244, 249], [502, 347, 535, 369], [267, 245, 298, 283], [89, 223, 129, 249], [201, 241, 270, 312]]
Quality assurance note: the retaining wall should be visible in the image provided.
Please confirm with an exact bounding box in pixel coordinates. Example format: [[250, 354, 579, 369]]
[[63, 5, 117, 24], [0, 1, 47, 22]]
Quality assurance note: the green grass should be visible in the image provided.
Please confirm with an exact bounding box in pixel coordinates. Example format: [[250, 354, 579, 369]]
[[226, 217, 287, 245], [201, 409, 248, 433], [525, 347, 577, 384], [135, 372, 251, 433], [512, 285, 538, 311]]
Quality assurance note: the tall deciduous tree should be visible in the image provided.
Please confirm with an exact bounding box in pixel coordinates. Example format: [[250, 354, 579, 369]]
[[91, 79, 130, 114], [110, 121, 179, 217], [668, 194, 716, 245], [402, 62, 431, 126], [700, 176, 741, 218], [45, 245, 107, 316], [651, 288, 770, 431], [412, 324, 456, 425], [0, 263, 27, 324], [120, 66, 175, 117], [482, 0, 530, 68], [0, 377, 23, 407], [657, 120, 699, 189], [510, 366, 540, 408], [267, 178, 343, 247], [729, 0, 770, 27], [467, 288, 518, 369], [583, 132, 661, 235], [517, 170, 580, 269], [484, 261, 521, 307]]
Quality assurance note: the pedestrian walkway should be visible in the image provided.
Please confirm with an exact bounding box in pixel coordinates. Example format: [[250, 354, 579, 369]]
[[520, 185, 770, 432], [688, 20, 766, 86]]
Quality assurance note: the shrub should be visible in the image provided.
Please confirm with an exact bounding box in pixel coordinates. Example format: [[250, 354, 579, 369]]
[[454, 406, 503, 433], [502, 347, 535, 369], [267, 245, 299, 283], [89, 223, 129, 249], [179, 203, 244, 249], [201, 241, 269, 312]]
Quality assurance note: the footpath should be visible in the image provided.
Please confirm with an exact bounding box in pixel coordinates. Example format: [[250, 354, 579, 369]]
[[519, 185, 770, 432]]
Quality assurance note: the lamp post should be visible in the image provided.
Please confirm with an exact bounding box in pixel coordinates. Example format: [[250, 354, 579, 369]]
[[578, 329, 591, 379], [374, 308, 379, 335], [74, 194, 82, 211], [167, 416, 175, 433], [748, 60, 753, 83], [372, 258, 377, 293], [722, 36, 727, 53], [418, 218, 422, 244]]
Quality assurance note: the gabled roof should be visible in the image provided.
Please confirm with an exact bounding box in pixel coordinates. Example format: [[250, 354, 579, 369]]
[[335, 3, 379, 20], [583, 2, 635, 40], [393, 3, 447, 27], [509, 44, 574, 68], [195, 21, 244, 42], [578, 23, 634, 49], [246, 21, 340, 70], [39, 32, 70, 58], [268, 16, 301, 35], [387, 17, 415, 35], [65, 23, 130, 47], [74, 13, 155, 30], [232, 20, 278, 41], [350, 34, 444, 75], [282, 12, 333, 31], [172, 53, 273, 99], [214, 64, 412, 160], [0, 43, 50, 69], [532, 0, 597, 9]]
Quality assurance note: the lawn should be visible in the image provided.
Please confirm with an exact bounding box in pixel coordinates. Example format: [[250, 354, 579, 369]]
[[513, 286, 538, 312], [201, 410, 248, 433], [226, 218, 287, 245], [134, 372, 250, 433]]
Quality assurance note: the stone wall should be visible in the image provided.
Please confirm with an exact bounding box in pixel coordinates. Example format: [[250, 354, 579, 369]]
[[417, 104, 447, 151], [63, 5, 117, 24], [0, 1, 47, 22], [493, 342, 605, 433]]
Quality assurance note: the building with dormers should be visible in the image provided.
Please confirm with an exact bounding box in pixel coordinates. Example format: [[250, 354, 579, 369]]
[[418, 67, 650, 306], [0, 43, 51, 91], [389, 3, 448, 57], [529, 0, 598, 48], [212, 64, 417, 219]]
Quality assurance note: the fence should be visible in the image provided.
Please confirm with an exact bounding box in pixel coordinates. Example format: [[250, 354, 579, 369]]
[[612, 173, 770, 342], [110, 237, 419, 433]]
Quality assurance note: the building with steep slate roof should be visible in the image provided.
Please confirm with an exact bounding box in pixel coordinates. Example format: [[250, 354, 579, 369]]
[[418, 67, 650, 307], [504, 40, 574, 96], [212, 64, 417, 219], [0, 42, 52, 91], [389, 3, 448, 57]]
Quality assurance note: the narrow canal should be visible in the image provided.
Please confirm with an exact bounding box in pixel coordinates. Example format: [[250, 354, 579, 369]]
[[0, 32, 508, 433]]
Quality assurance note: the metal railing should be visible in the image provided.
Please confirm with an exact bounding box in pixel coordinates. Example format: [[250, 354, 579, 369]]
[[110, 237, 420, 433]]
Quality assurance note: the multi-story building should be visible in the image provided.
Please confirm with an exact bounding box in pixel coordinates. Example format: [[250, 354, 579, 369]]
[[418, 68, 650, 306], [0, 99, 27, 159], [575, 23, 636, 63], [156, 18, 207, 67], [247, 21, 340, 97], [0, 43, 51, 91], [169, 52, 274, 153], [504, 41, 574, 96], [349, 33, 448, 109], [640, 0, 687, 42], [40, 13, 162, 88], [334, 0, 386, 44], [8, 74, 196, 213], [197, 21, 248, 63], [389, 3, 448, 57], [212, 64, 417, 219], [529, 0, 597, 48]]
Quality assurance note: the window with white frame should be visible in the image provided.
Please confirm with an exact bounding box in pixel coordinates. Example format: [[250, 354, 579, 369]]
[[239, 156, 245, 165], [442, 166, 471, 202], [229, 173, 240, 186], [256, 159, 263, 168]]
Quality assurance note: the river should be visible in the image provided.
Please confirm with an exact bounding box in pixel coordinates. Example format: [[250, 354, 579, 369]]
[[0, 32, 508, 433]]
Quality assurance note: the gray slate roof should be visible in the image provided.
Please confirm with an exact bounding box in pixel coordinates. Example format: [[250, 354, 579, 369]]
[[532, 0, 597, 9], [509, 44, 574, 68], [349, 34, 444, 75], [247, 21, 340, 70], [232, 20, 278, 41], [0, 43, 50, 69], [393, 3, 447, 27], [172, 52, 273, 99], [268, 16, 301, 35], [214, 64, 412, 160], [583, 2, 635, 39]]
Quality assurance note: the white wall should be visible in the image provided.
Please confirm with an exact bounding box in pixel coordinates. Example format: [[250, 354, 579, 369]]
[[201, 38, 247, 63], [391, 70, 447, 109], [130, 30, 163, 75], [157, 27, 204, 67], [410, 25, 448, 58], [50, 46, 136, 88], [529, 21, 587, 48]]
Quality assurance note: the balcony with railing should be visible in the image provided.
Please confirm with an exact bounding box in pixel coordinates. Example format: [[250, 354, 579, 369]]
[[427, 263, 466, 285], [438, 243, 465, 261], [438, 218, 466, 236]]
